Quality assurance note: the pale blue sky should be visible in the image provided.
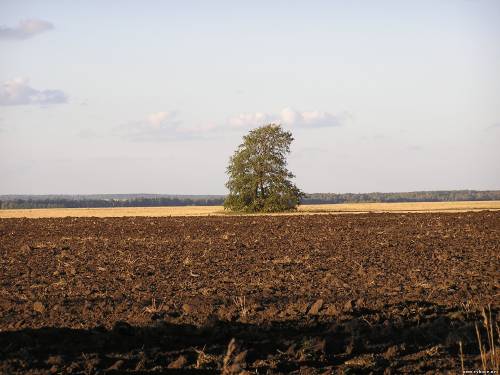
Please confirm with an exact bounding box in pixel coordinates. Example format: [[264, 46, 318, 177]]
[[0, 0, 499, 194]]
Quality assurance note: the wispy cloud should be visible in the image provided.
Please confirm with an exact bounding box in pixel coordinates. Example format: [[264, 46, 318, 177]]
[[114, 111, 185, 141], [0, 78, 67, 106], [0, 19, 53, 40], [117, 107, 345, 141], [229, 107, 343, 129]]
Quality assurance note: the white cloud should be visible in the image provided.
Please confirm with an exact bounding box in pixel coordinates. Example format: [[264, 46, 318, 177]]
[[118, 111, 231, 141], [228, 107, 343, 129], [285, 108, 341, 128], [0, 19, 53, 40], [117, 107, 345, 142], [228, 112, 273, 128], [0, 78, 67, 106]]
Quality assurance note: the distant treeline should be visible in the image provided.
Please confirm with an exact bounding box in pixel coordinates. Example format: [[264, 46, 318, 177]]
[[304, 190, 500, 204], [0, 196, 225, 209], [1, 190, 499, 209]]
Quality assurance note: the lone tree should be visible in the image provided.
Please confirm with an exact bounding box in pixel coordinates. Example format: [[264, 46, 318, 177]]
[[224, 123, 304, 212]]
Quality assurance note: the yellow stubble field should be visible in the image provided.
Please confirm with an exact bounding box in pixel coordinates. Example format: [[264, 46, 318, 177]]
[[0, 200, 499, 218]]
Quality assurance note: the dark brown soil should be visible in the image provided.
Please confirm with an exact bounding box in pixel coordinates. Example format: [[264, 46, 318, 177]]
[[0, 212, 499, 374]]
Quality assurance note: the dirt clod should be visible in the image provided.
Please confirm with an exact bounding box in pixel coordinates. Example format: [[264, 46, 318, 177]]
[[20, 244, 31, 253], [168, 355, 187, 369], [182, 303, 193, 314], [308, 299, 324, 315], [33, 301, 45, 313], [343, 299, 355, 313], [324, 305, 339, 316], [107, 359, 124, 371], [46, 356, 63, 366]]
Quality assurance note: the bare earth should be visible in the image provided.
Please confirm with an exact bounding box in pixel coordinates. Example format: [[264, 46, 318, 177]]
[[0, 211, 499, 374], [1, 200, 499, 218]]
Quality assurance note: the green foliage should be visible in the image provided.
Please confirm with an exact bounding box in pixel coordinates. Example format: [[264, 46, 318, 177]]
[[224, 124, 304, 212]]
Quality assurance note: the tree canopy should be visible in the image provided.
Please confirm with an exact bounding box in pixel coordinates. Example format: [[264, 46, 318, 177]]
[[224, 124, 304, 212]]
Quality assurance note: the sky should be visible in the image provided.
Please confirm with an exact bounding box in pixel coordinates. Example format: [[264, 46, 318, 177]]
[[0, 0, 499, 195]]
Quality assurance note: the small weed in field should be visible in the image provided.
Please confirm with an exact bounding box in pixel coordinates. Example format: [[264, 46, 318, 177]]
[[474, 305, 499, 372], [222, 338, 247, 374], [459, 341, 465, 373], [463, 305, 500, 373], [144, 297, 165, 314], [461, 300, 476, 319], [194, 346, 219, 369], [233, 296, 248, 318]]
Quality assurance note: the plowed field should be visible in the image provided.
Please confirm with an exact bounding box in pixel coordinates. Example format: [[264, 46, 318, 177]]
[[0, 212, 499, 374]]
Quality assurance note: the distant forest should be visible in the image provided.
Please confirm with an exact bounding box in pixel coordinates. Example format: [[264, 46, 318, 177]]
[[1, 190, 499, 209]]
